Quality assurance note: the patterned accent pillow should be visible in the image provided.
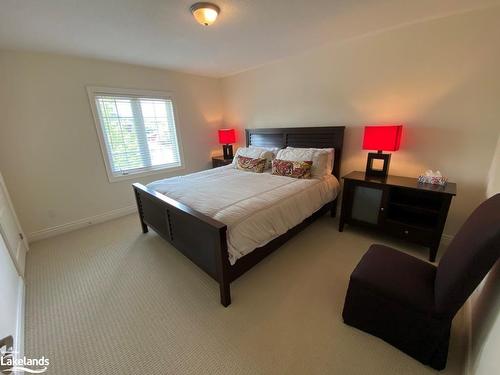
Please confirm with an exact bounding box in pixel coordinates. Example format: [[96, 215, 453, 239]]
[[233, 147, 276, 170], [277, 148, 330, 178], [236, 155, 267, 173], [272, 159, 313, 179]]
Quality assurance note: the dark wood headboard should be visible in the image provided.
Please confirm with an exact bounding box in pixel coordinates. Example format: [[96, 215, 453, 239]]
[[245, 126, 345, 179]]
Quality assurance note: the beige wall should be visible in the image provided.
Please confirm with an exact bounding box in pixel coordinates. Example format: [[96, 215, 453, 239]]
[[0, 50, 223, 237], [469, 262, 500, 375], [222, 6, 500, 236], [486, 135, 500, 197]]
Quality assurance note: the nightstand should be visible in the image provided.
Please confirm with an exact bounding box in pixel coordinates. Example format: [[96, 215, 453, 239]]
[[212, 155, 233, 168], [339, 171, 456, 262]]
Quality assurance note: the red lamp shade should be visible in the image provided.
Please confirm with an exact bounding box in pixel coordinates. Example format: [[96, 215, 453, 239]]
[[218, 128, 236, 144], [362, 125, 402, 152]]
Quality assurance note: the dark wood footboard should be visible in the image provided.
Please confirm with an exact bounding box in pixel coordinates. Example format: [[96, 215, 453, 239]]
[[133, 183, 232, 306], [134, 180, 336, 307]]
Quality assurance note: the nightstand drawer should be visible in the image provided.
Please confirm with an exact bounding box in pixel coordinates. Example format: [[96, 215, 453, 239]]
[[384, 220, 434, 245]]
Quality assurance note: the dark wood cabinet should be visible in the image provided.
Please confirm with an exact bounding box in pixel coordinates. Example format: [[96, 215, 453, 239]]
[[339, 171, 456, 262], [212, 155, 233, 168]]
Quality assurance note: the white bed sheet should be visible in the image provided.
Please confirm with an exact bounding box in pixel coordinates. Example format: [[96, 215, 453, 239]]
[[147, 165, 339, 265]]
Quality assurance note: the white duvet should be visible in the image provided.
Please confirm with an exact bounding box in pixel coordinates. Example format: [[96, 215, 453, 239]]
[[147, 165, 339, 265]]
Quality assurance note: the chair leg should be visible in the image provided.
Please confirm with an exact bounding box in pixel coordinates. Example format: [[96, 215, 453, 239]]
[[428, 323, 452, 370]]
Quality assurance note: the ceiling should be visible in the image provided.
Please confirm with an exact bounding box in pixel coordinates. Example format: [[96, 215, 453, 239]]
[[0, 0, 498, 77]]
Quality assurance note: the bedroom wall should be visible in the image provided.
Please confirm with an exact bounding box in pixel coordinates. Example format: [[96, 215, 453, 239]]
[[0, 50, 223, 238], [221, 5, 500, 237], [486, 135, 500, 198], [468, 262, 500, 375]]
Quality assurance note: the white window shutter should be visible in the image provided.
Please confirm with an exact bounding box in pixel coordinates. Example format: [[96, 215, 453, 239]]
[[88, 88, 182, 181]]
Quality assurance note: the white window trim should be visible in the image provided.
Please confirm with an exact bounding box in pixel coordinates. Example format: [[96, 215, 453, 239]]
[[86, 86, 185, 183]]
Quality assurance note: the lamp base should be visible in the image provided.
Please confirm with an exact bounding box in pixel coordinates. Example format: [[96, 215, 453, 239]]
[[365, 152, 391, 178], [222, 144, 233, 159]]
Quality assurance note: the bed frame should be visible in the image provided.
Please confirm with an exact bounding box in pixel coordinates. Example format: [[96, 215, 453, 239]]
[[132, 126, 345, 306]]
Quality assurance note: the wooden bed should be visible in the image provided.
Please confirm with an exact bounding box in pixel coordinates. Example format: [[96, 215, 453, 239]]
[[132, 126, 345, 306]]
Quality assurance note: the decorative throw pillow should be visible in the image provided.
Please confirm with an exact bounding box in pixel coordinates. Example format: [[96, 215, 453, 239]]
[[276, 148, 329, 178], [272, 159, 313, 179], [236, 155, 267, 173], [286, 147, 334, 176], [233, 147, 275, 169]]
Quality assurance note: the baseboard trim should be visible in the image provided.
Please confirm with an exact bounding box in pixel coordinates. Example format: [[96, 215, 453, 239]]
[[28, 205, 136, 243]]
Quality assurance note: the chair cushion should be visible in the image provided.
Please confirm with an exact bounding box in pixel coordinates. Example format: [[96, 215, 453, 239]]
[[350, 244, 437, 312]]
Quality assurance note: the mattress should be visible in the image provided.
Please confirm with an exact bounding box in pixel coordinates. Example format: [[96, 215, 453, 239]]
[[147, 165, 340, 265]]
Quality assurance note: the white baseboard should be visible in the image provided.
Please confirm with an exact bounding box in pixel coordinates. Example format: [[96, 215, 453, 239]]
[[28, 205, 136, 243]]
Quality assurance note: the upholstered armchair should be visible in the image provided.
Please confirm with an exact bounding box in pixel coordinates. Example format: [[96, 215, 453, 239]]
[[342, 194, 500, 370]]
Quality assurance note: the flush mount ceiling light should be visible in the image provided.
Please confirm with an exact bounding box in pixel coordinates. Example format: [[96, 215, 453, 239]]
[[190, 2, 220, 26]]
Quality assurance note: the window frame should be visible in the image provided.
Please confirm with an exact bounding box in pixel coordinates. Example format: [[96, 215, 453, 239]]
[[87, 86, 185, 183]]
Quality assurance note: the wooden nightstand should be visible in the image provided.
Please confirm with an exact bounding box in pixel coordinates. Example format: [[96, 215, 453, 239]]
[[212, 155, 233, 168], [339, 171, 456, 262]]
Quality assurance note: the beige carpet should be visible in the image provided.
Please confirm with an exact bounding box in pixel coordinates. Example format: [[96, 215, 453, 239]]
[[25, 213, 466, 374]]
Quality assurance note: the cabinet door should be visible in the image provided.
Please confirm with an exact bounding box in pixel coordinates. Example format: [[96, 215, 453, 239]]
[[0, 233, 23, 362], [350, 184, 387, 225], [0, 173, 27, 276]]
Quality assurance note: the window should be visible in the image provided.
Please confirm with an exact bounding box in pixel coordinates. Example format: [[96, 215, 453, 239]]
[[87, 87, 183, 182]]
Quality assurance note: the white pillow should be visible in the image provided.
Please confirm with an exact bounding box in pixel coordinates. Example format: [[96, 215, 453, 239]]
[[249, 145, 280, 156], [277, 148, 329, 178], [286, 147, 334, 175], [233, 147, 274, 169], [249, 145, 280, 169]]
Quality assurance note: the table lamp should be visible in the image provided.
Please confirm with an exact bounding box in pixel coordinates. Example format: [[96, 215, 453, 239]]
[[362, 125, 402, 177], [218, 128, 236, 159]]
